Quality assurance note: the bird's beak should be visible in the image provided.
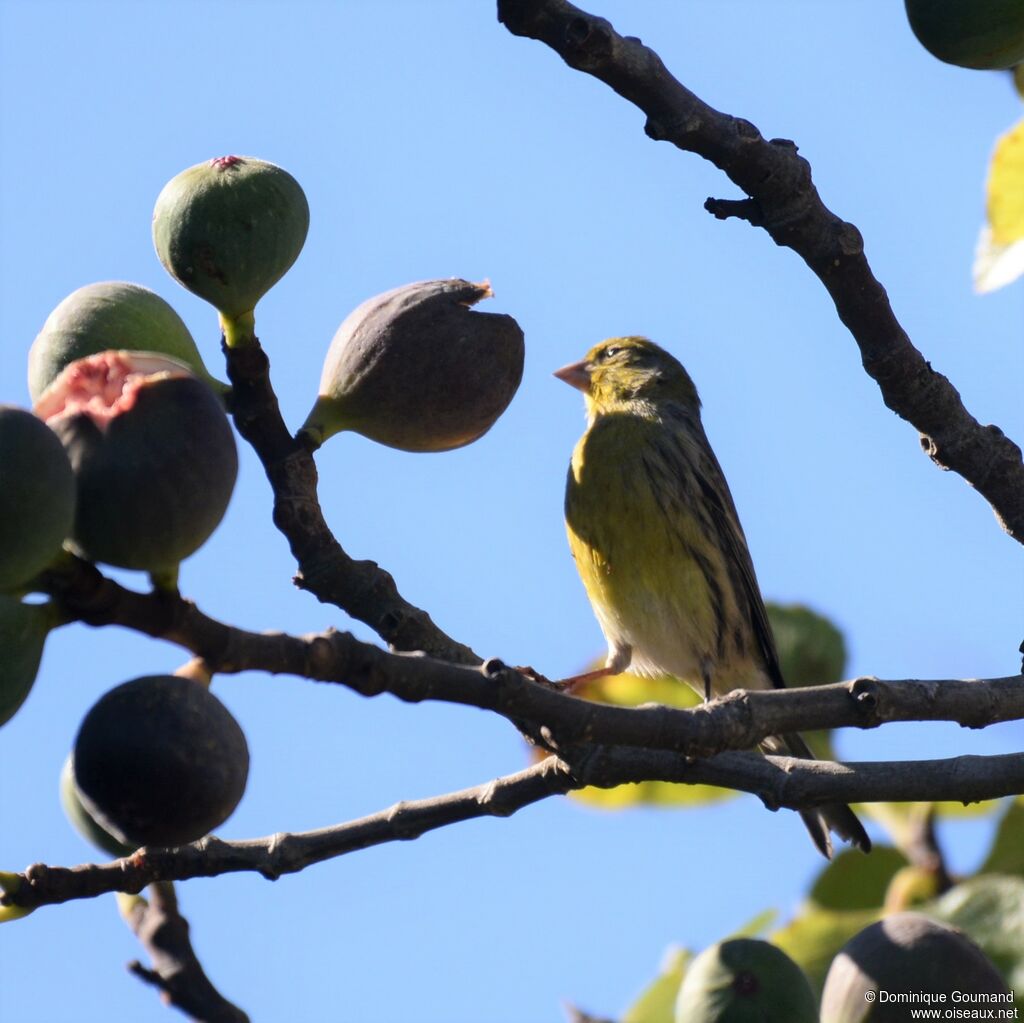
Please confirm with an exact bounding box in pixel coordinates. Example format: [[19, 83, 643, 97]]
[[553, 358, 591, 392]]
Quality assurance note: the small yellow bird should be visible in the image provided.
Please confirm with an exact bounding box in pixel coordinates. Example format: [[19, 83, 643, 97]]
[[555, 336, 870, 858]]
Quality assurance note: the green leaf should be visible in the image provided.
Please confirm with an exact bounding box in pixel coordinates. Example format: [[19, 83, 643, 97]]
[[975, 117, 1024, 293], [765, 602, 847, 688], [772, 907, 879, 992], [564, 668, 734, 808], [927, 874, 1024, 1006], [731, 908, 779, 938], [622, 946, 690, 1023], [980, 797, 1024, 877], [809, 844, 907, 911]]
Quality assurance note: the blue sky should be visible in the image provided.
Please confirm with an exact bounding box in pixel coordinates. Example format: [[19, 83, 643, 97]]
[[1, 2, 1021, 1021]]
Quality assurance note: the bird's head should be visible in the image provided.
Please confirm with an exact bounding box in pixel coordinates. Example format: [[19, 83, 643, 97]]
[[554, 336, 701, 415]]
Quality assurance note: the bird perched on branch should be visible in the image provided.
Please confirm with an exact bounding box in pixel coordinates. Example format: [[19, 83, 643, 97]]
[[555, 336, 870, 858]]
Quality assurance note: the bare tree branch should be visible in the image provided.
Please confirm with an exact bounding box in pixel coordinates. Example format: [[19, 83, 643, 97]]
[[899, 804, 954, 895], [5, 748, 1024, 914], [496, 0, 1024, 543], [1, 756, 576, 912], [123, 882, 250, 1023], [40, 555, 1024, 757], [222, 340, 479, 663]]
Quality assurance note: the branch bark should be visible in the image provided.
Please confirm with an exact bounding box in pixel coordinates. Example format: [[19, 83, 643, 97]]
[[40, 555, 1024, 759], [222, 340, 479, 663], [496, 0, 1024, 544], [123, 882, 250, 1023], [5, 747, 1024, 914]]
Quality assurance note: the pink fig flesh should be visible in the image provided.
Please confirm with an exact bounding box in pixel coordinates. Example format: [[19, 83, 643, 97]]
[[36, 351, 238, 575]]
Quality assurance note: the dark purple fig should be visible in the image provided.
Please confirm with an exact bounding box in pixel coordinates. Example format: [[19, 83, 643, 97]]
[[72, 674, 249, 847], [0, 595, 55, 726], [0, 405, 75, 591], [35, 351, 237, 584], [152, 155, 309, 347], [59, 754, 136, 857], [820, 913, 1009, 1022], [28, 281, 223, 402], [299, 278, 525, 453]]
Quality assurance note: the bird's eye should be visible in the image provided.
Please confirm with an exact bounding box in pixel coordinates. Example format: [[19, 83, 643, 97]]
[[602, 346, 620, 360]]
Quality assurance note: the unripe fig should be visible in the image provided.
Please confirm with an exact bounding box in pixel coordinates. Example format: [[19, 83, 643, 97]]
[[59, 754, 135, 857], [904, 0, 1024, 69], [0, 595, 55, 726], [28, 281, 223, 402], [299, 279, 525, 452], [152, 155, 309, 346], [820, 913, 1009, 1022], [0, 405, 76, 591], [72, 674, 249, 847], [675, 938, 818, 1023], [35, 351, 237, 582]]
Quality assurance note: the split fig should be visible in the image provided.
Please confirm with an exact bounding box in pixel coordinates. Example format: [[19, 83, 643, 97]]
[[72, 674, 249, 847], [152, 155, 309, 346], [59, 754, 135, 857], [299, 278, 525, 452], [0, 595, 55, 726], [28, 281, 222, 402], [0, 405, 76, 591], [904, 0, 1024, 69], [820, 912, 1010, 1022], [35, 351, 237, 582], [674, 938, 818, 1023]]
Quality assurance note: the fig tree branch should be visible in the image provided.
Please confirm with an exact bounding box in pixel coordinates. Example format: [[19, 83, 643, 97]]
[[222, 340, 479, 664], [5, 747, 1024, 913], [40, 556, 1024, 756], [496, 0, 1024, 544], [1, 755, 575, 912], [123, 882, 250, 1023]]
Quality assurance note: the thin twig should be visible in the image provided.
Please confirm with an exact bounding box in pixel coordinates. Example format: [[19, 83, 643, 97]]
[[123, 882, 250, 1023], [496, 0, 1024, 543], [5, 747, 1024, 914], [222, 339, 479, 663], [901, 804, 955, 894]]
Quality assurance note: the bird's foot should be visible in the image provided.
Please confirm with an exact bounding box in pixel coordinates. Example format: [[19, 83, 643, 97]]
[[548, 665, 618, 695], [511, 664, 555, 687]]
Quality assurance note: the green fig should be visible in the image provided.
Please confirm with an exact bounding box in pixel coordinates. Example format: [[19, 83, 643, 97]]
[[59, 754, 136, 858], [35, 351, 237, 584], [72, 674, 249, 848], [28, 281, 223, 402], [0, 595, 55, 726], [905, 0, 1024, 70], [299, 278, 525, 453], [152, 155, 309, 346], [674, 938, 818, 1023], [820, 913, 1010, 1022], [0, 405, 76, 592]]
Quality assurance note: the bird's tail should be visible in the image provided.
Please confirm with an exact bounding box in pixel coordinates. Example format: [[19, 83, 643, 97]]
[[761, 731, 871, 859]]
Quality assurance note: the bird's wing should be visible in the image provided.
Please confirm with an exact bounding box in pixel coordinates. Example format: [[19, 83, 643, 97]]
[[683, 419, 787, 690]]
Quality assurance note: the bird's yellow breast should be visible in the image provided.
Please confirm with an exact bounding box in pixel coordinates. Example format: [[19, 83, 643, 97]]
[[564, 409, 726, 683]]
